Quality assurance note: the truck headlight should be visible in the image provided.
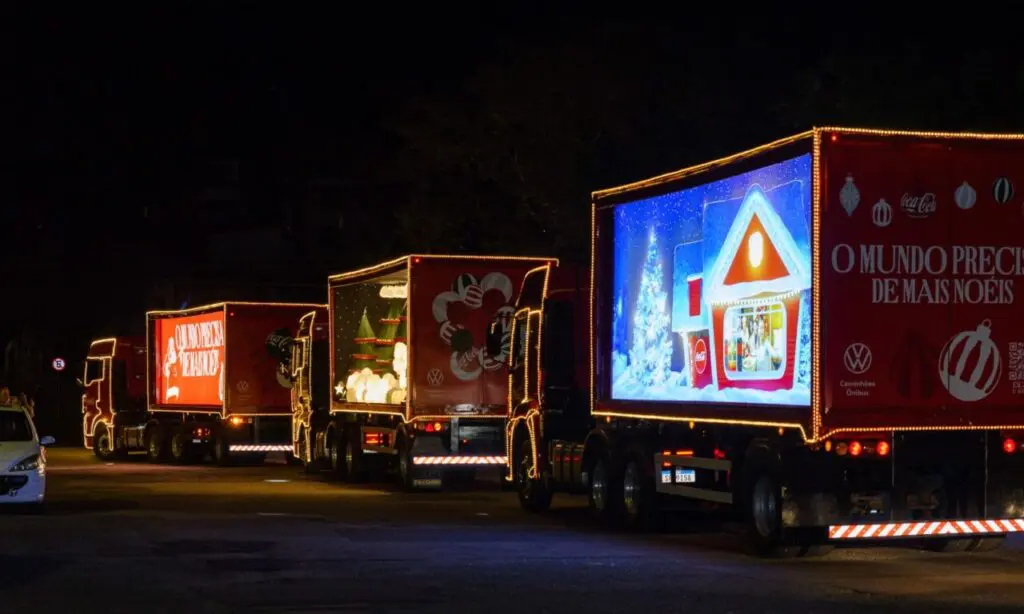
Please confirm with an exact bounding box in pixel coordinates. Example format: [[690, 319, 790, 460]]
[[9, 454, 41, 472]]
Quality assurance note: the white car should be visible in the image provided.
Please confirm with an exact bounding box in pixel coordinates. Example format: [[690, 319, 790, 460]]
[[0, 404, 54, 511]]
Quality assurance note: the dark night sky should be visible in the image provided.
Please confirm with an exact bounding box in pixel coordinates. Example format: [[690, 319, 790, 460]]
[[5, 6, 1022, 368]]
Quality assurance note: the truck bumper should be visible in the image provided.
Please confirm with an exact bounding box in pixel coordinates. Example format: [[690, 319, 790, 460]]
[[407, 419, 506, 486], [828, 518, 1024, 541], [226, 416, 292, 453]]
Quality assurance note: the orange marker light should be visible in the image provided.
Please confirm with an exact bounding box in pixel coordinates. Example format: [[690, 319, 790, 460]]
[[876, 441, 890, 456], [230, 416, 244, 427]]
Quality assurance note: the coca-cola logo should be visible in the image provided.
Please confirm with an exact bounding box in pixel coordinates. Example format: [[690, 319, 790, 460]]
[[694, 339, 708, 375], [900, 192, 937, 219]]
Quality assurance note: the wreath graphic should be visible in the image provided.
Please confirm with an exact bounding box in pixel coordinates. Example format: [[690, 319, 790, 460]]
[[432, 272, 515, 381]]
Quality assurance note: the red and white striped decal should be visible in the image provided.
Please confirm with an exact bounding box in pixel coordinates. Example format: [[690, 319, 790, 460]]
[[229, 444, 293, 453], [412, 455, 507, 466], [829, 518, 1024, 540]]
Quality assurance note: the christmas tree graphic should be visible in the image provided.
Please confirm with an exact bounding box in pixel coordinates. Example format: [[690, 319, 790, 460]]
[[628, 232, 673, 387], [351, 309, 378, 373], [375, 299, 408, 370]]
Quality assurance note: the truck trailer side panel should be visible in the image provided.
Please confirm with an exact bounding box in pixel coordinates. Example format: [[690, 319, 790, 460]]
[[821, 133, 1024, 435]]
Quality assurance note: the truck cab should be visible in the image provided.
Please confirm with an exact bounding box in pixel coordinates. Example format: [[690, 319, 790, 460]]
[[82, 337, 147, 458], [290, 307, 331, 468], [506, 264, 590, 509]]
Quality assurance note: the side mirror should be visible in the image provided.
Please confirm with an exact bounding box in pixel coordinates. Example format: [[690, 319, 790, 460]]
[[39, 436, 55, 446]]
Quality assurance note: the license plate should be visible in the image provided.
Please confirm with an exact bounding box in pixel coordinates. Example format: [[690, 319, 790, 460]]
[[675, 468, 696, 484], [192, 439, 202, 444], [413, 478, 442, 488]]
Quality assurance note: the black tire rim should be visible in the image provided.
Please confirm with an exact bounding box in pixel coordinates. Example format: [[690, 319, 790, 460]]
[[149, 434, 160, 457], [591, 460, 608, 512], [399, 446, 410, 482], [345, 438, 355, 468], [330, 439, 340, 470], [752, 475, 779, 538], [172, 436, 184, 460]]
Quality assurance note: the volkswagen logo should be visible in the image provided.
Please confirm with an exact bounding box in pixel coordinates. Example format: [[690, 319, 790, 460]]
[[843, 343, 873, 375]]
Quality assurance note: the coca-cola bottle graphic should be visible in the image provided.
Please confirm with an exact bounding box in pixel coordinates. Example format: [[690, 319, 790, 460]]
[[890, 331, 940, 400]]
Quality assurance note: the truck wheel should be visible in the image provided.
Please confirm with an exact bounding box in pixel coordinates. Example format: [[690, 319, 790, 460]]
[[622, 455, 655, 530], [398, 435, 415, 491], [924, 538, 972, 553], [344, 428, 365, 483], [744, 453, 799, 558], [93, 424, 116, 461], [588, 450, 625, 528], [170, 429, 192, 464], [146, 427, 168, 463], [968, 536, 1005, 553], [213, 432, 231, 466], [329, 429, 348, 480], [515, 438, 552, 512]]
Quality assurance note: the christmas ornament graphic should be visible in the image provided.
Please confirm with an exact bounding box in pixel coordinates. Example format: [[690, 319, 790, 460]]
[[993, 177, 1014, 204], [954, 181, 976, 210], [433, 272, 515, 381], [839, 174, 860, 217], [872, 198, 892, 227], [939, 319, 1002, 402]]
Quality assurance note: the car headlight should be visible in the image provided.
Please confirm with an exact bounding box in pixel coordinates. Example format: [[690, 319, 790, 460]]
[[9, 454, 41, 472]]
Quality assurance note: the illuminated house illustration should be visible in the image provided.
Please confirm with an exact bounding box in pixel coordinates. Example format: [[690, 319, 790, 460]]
[[705, 185, 810, 392]]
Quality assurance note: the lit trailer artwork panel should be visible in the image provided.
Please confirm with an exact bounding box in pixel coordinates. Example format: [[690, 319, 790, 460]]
[[328, 255, 554, 422], [148, 302, 323, 417], [596, 140, 815, 431]]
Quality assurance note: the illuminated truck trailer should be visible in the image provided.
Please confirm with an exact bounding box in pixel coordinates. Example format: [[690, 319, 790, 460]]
[[84, 301, 322, 464], [507, 127, 1024, 556], [292, 254, 555, 489]]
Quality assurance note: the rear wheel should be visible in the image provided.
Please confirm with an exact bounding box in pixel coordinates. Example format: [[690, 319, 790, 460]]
[[515, 437, 552, 512], [213, 431, 231, 466], [968, 536, 1005, 553], [146, 427, 167, 463], [622, 455, 655, 530], [398, 434, 415, 490], [343, 428, 365, 483], [329, 428, 348, 480], [588, 450, 625, 528], [170, 429, 192, 464], [744, 450, 799, 558]]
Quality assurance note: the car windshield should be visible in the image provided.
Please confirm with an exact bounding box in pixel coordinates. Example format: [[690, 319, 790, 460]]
[[0, 411, 33, 442]]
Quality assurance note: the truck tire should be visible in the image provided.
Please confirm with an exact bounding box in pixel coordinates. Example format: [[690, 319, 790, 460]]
[[329, 428, 348, 480], [213, 432, 231, 466], [968, 536, 1005, 552], [344, 427, 365, 483], [398, 434, 416, 491], [93, 424, 116, 461], [170, 428, 192, 464], [622, 452, 655, 530], [743, 447, 799, 558], [588, 448, 625, 528], [146, 426, 168, 463], [515, 437, 552, 512]]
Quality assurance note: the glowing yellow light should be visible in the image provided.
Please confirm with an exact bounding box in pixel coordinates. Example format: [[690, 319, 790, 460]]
[[747, 231, 764, 268]]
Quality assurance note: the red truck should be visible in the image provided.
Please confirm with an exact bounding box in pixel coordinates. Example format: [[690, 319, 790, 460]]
[[292, 254, 554, 488], [84, 301, 322, 464], [507, 127, 1024, 556]]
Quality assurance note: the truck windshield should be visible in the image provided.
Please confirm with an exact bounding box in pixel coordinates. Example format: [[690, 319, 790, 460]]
[[0, 411, 33, 442]]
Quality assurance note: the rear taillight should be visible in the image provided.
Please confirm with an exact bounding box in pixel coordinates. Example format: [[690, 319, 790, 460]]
[[1004, 438, 1017, 454], [876, 440, 890, 456], [849, 441, 863, 457], [831, 438, 889, 457]]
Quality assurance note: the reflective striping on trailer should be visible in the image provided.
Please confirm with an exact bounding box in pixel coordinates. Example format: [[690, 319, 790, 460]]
[[828, 518, 1024, 540], [412, 456, 507, 465], [229, 444, 293, 452]]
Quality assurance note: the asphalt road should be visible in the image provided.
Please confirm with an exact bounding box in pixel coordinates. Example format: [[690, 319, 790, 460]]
[[3, 449, 1024, 613]]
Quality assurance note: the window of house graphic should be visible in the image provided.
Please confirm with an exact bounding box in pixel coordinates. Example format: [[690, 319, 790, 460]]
[[722, 302, 786, 380]]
